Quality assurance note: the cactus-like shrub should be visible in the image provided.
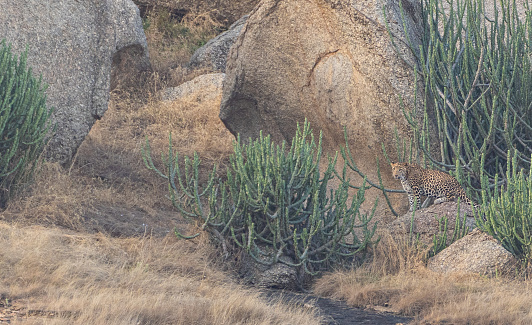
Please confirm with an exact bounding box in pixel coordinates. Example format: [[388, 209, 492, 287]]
[[0, 40, 55, 206], [476, 153, 532, 265], [382, 0, 532, 266], [388, 0, 532, 201], [143, 121, 378, 280]]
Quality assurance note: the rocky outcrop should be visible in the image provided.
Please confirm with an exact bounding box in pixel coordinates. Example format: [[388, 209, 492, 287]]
[[188, 16, 248, 73], [0, 0, 150, 164], [240, 256, 300, 289], [219, 0, 436, 211], [428, 229, 518, 276], [162, 73, 225, 102], [388, 202, 476, 246], [238, 246, 308, 289]]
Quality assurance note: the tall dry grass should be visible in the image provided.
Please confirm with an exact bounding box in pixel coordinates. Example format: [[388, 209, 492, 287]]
[[314, 230, 532, 324], [0, 223, 323, 324], [142, 8, 222, 87], [4, 44, 233, 232], [1, 88, 234, 233]]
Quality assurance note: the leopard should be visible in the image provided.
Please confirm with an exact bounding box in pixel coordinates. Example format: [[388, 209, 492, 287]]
[[390, 162, 476, 212]]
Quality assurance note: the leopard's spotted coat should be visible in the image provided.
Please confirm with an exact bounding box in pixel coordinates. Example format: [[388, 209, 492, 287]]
[[391, 162, 475, 212]]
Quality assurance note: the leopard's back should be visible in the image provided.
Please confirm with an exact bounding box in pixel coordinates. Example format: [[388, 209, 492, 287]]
[[391, 162, 473, 210], [409, 166, 468, 200]]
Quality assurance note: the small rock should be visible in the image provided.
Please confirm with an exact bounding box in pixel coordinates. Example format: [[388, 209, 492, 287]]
[[188, 15, 249, 73], [388, 202, 476, 246], [428, 228, 518, 276], [237, 245, 309, 289], [161, 73, 225, 102]]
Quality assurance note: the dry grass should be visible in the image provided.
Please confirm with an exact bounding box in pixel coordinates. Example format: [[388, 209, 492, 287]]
[[142, 8, 222, 87], [0, 10, 301, 324], [0, 223, 322, 324], [315, 268, 532, 324], [3, 56, 233, 233], [314, 230, 532, 324], [133, 0, 259, 26]]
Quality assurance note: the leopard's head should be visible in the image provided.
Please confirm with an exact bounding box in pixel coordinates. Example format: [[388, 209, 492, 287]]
[[390, 162, 408, 181]]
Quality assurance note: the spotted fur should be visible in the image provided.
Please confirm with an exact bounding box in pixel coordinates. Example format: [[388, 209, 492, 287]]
[[390, 162, 475, 211]]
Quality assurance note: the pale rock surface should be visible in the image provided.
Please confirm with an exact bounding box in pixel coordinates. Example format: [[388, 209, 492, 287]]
[[219, 0, 438, 212], [162, 73, 225, 102], [388, 202, 476, 246], [188, 16, 249, 73], [428, 228, 518, 276], [0, 0, 150, 164]]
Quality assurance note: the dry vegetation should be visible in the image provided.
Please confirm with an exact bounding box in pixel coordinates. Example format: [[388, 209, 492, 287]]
[[0, 9, 322, 325], [0, 224, 321, 324], [133, 0, 259, 26], [3, 4, 532, 325], [314, 232, 532, 324]]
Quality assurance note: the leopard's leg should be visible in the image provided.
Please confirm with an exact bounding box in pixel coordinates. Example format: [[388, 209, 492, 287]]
[[408, 188, 422, 212], [407, 194, 415, 212], [421, 197, 433, 209]]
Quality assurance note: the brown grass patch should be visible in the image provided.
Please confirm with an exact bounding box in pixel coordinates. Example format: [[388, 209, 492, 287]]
[[142, 9, 222, 86], [133, 0, 259, 26], [0, 223, 323, 324], [314, 231, 532, 324], [365, 230, 429, 276], [139, 93, 234, 162], [4, 65, 233, 234]]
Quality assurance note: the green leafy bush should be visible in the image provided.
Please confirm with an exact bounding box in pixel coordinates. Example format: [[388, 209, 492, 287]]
[[143, 122, 378, 278], [0, 40, 55, 206]]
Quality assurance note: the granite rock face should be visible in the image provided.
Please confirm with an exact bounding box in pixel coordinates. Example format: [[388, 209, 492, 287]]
[[388, 202, 476, 246], [428, 229, 518, 276], [188, 15, 248, 73], [219, 0, 438, 212], [0, 0, 150, 164]]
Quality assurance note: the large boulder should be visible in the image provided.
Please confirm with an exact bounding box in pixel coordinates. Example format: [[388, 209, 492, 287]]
[[0, 0, 150, 164], [428, 229, 518, 277], [388, 202, 476, 246], [220, 0, 436, 211], [188, 15, 249, 73], [162, 73, 225, 103]]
